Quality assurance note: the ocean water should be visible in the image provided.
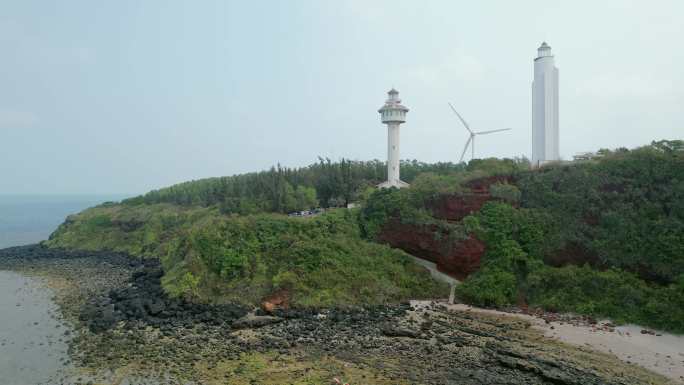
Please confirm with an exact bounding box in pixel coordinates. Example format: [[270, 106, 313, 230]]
[[0, 195, 130, 385], [0, 195, 130, 249]]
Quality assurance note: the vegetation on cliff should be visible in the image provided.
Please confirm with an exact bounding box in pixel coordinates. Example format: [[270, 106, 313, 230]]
[[358, 140, 684, 332], [47, 204, 446, 307], [358, 158, 528, 240], [45, 159, 470, 307], [458, 201, 684, 332], [516, 143, 684, 283], [162, 209, 446, 306], [464, 142, 684, 332], [46, 140, 684, 331]]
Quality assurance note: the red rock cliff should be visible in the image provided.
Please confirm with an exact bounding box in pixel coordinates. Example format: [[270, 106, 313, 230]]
[[426, 175, 515, 221], [375, 176, 516, 279], [428, 194, 495, 222], [377, 220, 484, 280]]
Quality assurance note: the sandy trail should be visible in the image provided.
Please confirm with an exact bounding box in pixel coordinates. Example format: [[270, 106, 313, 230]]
[[445, 302, 684, 383], [408, 255, 459, 286]]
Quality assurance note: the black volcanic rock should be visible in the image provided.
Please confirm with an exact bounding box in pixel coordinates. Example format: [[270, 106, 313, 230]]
[[80, 261, 248, 332]]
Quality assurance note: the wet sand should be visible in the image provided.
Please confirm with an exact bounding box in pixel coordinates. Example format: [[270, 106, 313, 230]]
[[445, 302, 684, 384], [0, 270, 72, 385]]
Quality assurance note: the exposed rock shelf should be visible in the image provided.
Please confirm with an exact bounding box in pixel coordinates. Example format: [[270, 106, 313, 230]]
[[0, 245, 673, 385]]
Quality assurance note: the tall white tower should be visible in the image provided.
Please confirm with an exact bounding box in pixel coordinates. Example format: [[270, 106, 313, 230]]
[[378, 88, 409, 188], [532, 42, 559, 167]]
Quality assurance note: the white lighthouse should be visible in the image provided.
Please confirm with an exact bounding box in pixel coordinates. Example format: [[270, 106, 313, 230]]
[[378, 88, 409, 188], [532, 42, 560, 167]]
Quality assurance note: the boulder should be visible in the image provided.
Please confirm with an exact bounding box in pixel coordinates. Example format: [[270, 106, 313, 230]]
[[261, 289, 290, 313]]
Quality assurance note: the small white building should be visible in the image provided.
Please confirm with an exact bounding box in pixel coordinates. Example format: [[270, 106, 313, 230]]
[[573, 152, 595, 161], [573, 151, 605, 162], [378, 88, 409, 188], [531, 42, 560, 167]]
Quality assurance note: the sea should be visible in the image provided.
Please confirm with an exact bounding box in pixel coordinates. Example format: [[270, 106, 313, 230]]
[[0, 194, 131, 249], [0, 194, 131, 384]]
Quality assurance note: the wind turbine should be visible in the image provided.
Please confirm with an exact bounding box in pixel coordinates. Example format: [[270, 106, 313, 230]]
[[448, 103, 512, 163]]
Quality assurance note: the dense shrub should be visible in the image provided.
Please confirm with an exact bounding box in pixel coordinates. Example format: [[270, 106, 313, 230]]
[[48, 205, 447, 307], [161, 210, 447, 306], [459, 198, 684, 333], [489, 183, 521, 204], [456, 268, 517, 307], [359, 187, 431, 239], [527, 267, 684, 332], [516, 142, 684, 283]]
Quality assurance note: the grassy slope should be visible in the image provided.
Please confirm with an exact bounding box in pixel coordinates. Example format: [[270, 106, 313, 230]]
[[47, 203, 212, 256], [46, 204, 447, 307]]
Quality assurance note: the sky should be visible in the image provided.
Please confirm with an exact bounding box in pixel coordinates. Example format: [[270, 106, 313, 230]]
[[1, 0, 682, 195]]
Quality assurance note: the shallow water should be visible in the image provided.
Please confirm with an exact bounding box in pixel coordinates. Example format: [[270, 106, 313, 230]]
[[0, 270, 186, 385], [0, 270, 71, 385]]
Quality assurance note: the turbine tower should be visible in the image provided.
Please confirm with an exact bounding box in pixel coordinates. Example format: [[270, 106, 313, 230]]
[[378, 88, 409, 188], [448, 103, 511, 163], [532, 41, 560, 167]]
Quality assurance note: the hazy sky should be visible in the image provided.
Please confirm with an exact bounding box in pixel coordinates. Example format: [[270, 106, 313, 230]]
[[1, 0, 682, 194]]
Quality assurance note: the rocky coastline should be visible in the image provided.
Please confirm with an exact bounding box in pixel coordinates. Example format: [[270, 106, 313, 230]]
[[0, 244, 675, 385]]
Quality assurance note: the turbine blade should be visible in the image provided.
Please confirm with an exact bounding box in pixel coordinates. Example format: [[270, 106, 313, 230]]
[[448, 103, 473, 134], [459, 136, 473, 163], [475, 128, 512, 135]]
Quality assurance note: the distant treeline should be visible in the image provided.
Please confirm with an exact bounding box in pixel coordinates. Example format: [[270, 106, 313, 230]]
[[122, 159, 470, 214]]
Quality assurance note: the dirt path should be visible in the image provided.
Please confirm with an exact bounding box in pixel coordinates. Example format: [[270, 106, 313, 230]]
[[407, 255, 460, 286]]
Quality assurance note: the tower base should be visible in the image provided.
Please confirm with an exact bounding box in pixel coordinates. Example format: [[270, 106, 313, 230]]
[[378, 179, 410, 189]]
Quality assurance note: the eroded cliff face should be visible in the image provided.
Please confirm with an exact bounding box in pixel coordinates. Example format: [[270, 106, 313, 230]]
[[427, 175, 514, 221], [377, 220, 484, 280], [377, 176, 514, 279], [377, 221, 445, 265], [437, 234, 485, 279], [427, 194, 494, 222]]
